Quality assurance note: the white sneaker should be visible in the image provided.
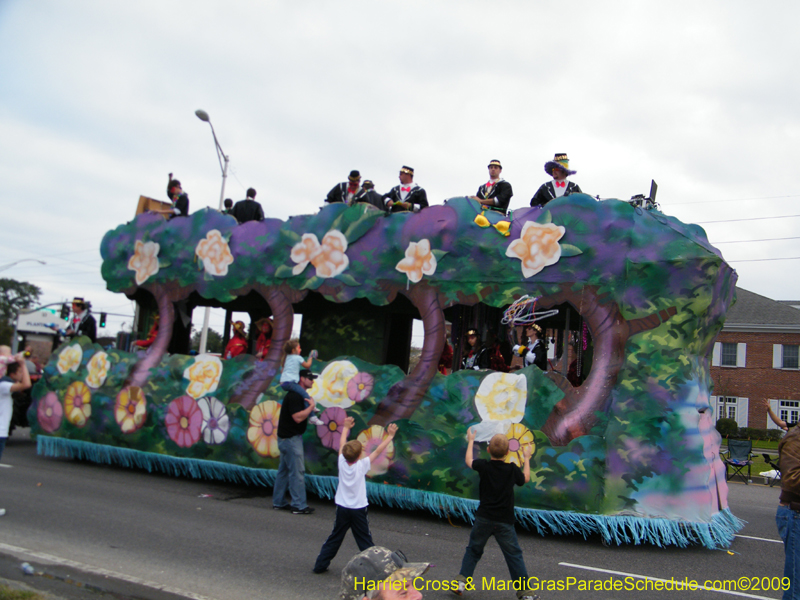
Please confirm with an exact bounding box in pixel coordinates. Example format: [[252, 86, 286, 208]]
[[519, 595, 540, 600], [451, 580, 466, 596], [309, 416, 324, 426], [0, 509, 6, 516]]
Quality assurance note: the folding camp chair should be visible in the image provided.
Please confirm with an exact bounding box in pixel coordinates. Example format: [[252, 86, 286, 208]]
[[724, 439, 753, 484], [763, 453, 781, 488]]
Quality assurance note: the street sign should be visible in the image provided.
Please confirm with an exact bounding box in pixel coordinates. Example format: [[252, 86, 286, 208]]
[[17, 309, 66, 335]]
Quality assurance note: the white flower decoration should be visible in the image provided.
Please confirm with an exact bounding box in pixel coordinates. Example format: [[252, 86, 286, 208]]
[[85, 351, 110, 388], [471, 372, 528, 442], [198, 396, 230, 445], [309, 360, 359, 409], [57, 344, 83, 374]]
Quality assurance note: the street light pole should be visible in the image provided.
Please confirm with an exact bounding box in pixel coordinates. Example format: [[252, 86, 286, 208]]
[[195, 110, 230, 353]]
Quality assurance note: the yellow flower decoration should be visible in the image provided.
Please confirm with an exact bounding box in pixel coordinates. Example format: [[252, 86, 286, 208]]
[[85, 351, 110, 388], [127, 240, 160, 285], [115, 386, 147, 433], [56, 344, 83, 374], [64, 381, 92, 427], [395, 239, 437, 284], [310, 360, 359, 409], [505, 423, 535, 467], [183, 354, 223, 399], [195, 229, 234, 277], [247, 401, 281, 457], [505, 221, 565, 278], [357, 425, 395, 476]]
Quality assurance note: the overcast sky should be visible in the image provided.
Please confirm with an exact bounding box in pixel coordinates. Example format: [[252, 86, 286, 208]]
[[2, 0, 799, 340]]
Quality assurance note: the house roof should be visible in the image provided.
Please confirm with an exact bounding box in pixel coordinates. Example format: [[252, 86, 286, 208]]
[[724, 288, 800, 331]]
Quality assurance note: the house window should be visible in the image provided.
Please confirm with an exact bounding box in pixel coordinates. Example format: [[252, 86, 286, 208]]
[[784, 346, 799, 369], [721, 343, 738, 367], [780, 400, 800, 426], [718, 396, 737, 420]]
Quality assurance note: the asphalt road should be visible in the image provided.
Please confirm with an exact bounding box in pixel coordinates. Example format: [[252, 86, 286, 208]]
[[0, 428, 788, 600]]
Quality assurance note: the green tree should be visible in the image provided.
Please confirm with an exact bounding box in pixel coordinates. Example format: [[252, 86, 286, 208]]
[[190, 327, 223, 354], [0, 278, 42, 345]]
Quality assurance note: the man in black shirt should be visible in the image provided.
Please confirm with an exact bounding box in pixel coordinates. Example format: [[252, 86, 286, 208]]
[[453, 427, 536, 599], [272, 369, 317, 515], [231, 188, 265, 223]]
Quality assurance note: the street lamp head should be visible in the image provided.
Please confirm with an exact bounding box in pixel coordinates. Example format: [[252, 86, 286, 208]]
[[195, 109, 210, 122]]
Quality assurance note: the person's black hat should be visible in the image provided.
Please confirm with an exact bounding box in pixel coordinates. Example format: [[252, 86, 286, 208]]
[[348, 170, 361, 182], [488, 159, 502, 169], [362, 180, 375, 190], [299, 369, 317, 380], [400, 166, 414, 176]]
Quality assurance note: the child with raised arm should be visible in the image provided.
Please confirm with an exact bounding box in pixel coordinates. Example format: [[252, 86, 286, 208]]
[[280, 339, 323, 426], [313, 416, 398, 574], [453, 427, 537, 600]]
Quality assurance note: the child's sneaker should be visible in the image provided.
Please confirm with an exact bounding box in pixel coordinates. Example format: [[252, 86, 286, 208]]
[[309, 415, 324, 426], [518, 595, 540, 600], [451, 580, 466, 596]]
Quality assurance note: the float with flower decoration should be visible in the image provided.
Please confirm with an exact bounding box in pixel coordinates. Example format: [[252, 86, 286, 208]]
[[29, 194, 741, 548]]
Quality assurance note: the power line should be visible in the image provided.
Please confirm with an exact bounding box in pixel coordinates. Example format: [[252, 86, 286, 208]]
[[666, 194, 800, 206], [696, 214, 800, 224], [727, 257, 800, 263], [712, 236, 800, 245]]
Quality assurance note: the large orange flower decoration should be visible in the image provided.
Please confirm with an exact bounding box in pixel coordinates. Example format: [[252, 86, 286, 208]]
[[505, 221, 565, 278], [290, 233, 322, 275], [312, 230, 349, 278], [395, 239, 437, 283], [195, 229, 234, 277], [127, 240, 160, 285]]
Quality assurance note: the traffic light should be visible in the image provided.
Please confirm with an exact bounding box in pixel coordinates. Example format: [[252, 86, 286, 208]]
[[99, 312, 107, 328], [60, 303, 70, 319]]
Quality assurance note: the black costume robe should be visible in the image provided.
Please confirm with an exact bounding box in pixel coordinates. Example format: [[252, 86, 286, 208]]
[[476, 179, 513, 213], [382, 184, 428, 213], [530, 181, 582, 207]]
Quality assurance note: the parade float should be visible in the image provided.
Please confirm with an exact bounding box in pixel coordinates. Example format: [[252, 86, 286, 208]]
[[29, 194, 742, 548]]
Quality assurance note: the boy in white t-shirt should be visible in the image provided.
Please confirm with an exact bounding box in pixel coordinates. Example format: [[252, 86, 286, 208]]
[[312, 416, 398, 574]]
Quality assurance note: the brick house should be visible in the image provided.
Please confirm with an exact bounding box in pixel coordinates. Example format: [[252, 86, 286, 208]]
[[710, 287, 800, 429]]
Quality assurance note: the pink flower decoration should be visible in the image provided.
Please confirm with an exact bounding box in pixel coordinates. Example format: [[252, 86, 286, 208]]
[[165, 395, 202, 448], [37, 391, 63, 433], [317, 407, 347, 450], [347, 372, 374, 403]]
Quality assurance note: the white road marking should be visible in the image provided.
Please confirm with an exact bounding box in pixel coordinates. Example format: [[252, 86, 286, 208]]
[[735, 534, 783, 544], [0, 542, 213, 600], [559, 562, 776, 599], [0, 463, 13, 468]]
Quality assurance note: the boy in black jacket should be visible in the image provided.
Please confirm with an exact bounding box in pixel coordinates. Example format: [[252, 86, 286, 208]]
[[453, 427, 537, 600]]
